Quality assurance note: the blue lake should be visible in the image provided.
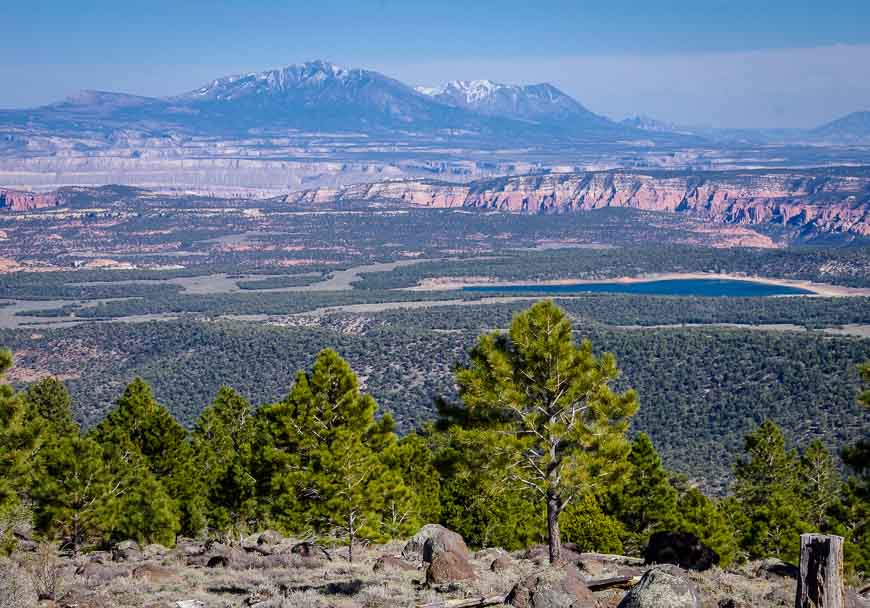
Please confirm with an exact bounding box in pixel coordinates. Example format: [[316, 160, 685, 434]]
[[462, 278, 813, 297]]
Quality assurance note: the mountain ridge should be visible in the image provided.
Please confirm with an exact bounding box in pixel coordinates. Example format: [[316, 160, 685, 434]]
[[0, 60, 635, 141]]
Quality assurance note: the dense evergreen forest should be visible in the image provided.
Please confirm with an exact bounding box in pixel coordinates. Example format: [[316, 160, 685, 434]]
[[1, 302, 868, 573], [4, 298, 869, 484]]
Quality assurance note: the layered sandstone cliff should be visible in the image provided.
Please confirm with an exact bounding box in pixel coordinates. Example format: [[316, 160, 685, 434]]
[[282, 171, 870, 238], [0, 188, 61, 211]]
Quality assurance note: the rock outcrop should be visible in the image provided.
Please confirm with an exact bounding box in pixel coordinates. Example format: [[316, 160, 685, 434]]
[[425, 551, 476, 585], [0, 188, 61, 211], [282, 170, 870, 239], [403, 524, 469, 563], [618, 566, 702, 608], [505, 563, 600, 608]]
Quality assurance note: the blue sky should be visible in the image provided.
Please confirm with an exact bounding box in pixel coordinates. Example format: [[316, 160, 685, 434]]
[[3, 0, 870, 127]]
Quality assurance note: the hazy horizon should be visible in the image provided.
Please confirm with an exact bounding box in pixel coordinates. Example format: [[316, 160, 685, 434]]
[[4, 1, 870, 128]]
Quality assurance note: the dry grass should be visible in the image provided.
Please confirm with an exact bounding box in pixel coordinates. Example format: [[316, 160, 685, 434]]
[[1, 540, 812, 608]]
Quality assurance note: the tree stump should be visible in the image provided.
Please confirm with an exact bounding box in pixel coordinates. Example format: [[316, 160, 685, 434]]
[[795, 534, 844, 608]]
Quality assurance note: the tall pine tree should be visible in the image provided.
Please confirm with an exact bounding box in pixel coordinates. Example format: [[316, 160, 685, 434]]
[[193, 386, 258, 536], [453, 301, 638, 563], [607, 432, 678, 553], [91, 378, 200, 542], [733, 420, 808, 562]]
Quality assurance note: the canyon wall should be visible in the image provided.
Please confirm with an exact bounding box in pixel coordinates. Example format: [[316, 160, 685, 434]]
[[283, 171, 870, 238], [0, 188, 61, 211]]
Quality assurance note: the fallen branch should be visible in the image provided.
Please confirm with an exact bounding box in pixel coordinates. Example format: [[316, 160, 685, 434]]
[[416, 595, 506, 608], [585, 574, 641, 591], [580, 552, 645, 566]]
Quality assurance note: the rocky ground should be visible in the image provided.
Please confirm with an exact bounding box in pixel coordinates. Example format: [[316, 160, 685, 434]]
[[1, 525, 867, 608]]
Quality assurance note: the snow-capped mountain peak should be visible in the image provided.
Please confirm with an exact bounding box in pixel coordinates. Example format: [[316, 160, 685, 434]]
[[416, 78, 608, 127]]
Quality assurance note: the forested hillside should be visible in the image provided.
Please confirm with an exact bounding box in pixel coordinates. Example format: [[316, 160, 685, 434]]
[[1, 302, 868, 579], [4, 300, 868, 485]]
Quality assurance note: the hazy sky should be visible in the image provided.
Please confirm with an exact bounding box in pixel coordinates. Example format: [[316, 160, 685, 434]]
[[3, 0, 870, 128]]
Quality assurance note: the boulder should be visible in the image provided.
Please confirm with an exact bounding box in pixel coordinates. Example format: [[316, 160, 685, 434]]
[[618, 566, 701, 608], [644, 532, 718, 572], [423, 528, 471, 564], [112, 540, 144, 563], [207, 555, 230, 568], [75, 563, 130, 586], [403, 524, 469, 563], [174, 538, 206, 557], [754, 557, 798, 579], [291, 542, 332, 561], [718, 599, 751, 608], [142, 543, 169, 558], [847, 587, 870, 608], [15, 539, 38, 552], [505, 563, 599, 608], [132, 563, 182, 583], [425, 551, 476, 585], [373, 555, 418, 573], [257, 530, 284, 546], [490, 556, 513, 573], [523, 543, 583, 566], [85, 551, 113, 563]]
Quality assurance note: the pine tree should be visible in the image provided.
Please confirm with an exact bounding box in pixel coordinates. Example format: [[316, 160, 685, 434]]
[[30, 436, 121, 554], [0, 350, 40, 549], [23, 377, 78, 438], [733, 420, 809, 561], [830, 362, 870, 572], [607, 432, 679, 553], [99, 468, 180, 547], [798, 439, 839, 528], [316, 429, 384, 562], [435, 427, 543, 550], [453, 301, 638, 563], [676, 486, 737, 567], [193, 386, 258, 535], [560, 494, 624, 554], [91, 378, 200, 541], [257, 349, 414, 555], [381, 433, 441, 525]]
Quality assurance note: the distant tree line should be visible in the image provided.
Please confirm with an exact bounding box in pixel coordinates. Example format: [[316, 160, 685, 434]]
[[0, 302, 868, 572]]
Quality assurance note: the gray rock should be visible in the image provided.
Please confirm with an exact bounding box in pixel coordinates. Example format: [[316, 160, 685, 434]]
[[175, 538, 206, 557], [142, 543, 169, 558], [403, 524, 469, 563], [847, 587, 870, 608], [257, 530, 284, 546], [75, 562, 130, 586], [505, 563, 599, 608], [618, 566, 701, 608], [112, 541, 144, 562], [373, 555, 418, 573], [754, 557, 798, 579], [423, 528, 471, 564], [132, 563, 182, 583]]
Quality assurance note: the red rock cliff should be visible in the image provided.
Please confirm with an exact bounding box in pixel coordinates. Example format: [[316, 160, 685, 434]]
[[283, 171, 870, 238], [0, 188, 61, 211]]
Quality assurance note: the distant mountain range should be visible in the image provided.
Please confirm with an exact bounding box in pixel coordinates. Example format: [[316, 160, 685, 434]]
[[415, 79, 612, 129], [811, 111, 870, 143], [0, 60, 867, 155], [621, 111, 870, 144], [0, 60, 663, 143]]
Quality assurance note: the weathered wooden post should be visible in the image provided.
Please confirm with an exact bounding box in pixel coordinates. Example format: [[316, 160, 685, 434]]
[[795, 534, 845, 608]]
